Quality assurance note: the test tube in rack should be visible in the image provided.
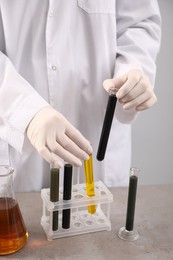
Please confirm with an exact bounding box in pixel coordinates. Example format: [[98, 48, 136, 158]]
[[50, 168, 59, 231], [62, 164, 73, 229], [84, 154, 96, 214]]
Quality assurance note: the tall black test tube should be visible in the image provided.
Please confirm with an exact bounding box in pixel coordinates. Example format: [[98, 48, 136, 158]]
[[62, 164, 73, 229], [97, 94, 117, 161], [50, 168, 59, 231]]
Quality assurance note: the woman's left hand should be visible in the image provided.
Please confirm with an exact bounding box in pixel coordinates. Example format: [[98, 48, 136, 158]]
[[103, 69, 157, 111]]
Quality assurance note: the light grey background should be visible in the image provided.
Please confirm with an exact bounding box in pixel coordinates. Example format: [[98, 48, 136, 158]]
[[132, 0, 173, 185]]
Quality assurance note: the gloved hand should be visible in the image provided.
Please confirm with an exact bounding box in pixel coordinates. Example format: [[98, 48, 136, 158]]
[[103, 69, 157, 111], [26, 106, 92, 168]]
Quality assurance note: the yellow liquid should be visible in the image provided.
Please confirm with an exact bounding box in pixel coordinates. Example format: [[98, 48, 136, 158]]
[[84, 154, 96, 214]]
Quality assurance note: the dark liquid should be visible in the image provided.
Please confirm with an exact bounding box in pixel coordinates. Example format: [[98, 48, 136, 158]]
[[0, 197, 28, 255], [97, 95, 117, 161], [125, 176, 138, 231], [62, 209, 71, 229]]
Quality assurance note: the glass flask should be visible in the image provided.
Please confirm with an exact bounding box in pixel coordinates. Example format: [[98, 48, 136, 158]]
[[0, 165, 28, 255]]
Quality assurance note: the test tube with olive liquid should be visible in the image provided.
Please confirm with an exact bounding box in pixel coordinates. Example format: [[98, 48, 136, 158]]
[[125, 169, 139, 231], [118, 167, 140, 241]]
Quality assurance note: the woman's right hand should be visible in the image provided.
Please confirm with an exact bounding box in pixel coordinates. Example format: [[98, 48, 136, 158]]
[[26, 106, 92, 168]]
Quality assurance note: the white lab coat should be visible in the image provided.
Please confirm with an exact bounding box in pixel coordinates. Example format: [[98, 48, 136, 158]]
[[0, 0, 161, 191]]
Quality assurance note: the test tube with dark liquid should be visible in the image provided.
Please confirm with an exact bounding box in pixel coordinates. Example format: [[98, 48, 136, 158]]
[[118, 167, 140, 241], [62, 164, 73, 229], [126, 174, 138, 231], [50, 168, 59, 231], [97, 94, 117, 161]]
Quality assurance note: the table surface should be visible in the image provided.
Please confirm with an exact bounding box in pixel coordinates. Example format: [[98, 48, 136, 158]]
[[1, 184, 173, 260]]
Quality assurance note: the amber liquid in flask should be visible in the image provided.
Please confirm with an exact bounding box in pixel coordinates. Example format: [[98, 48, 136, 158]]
[[0, 166, 28, 255]]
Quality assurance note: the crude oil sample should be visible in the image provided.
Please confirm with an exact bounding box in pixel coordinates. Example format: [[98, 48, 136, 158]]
[[125, 175, 138, 231], [97, 94, 117, 161], [84, 154, 96, 214], [118, 167, 140, 241], [50, 168, 59, 231], [62, 164, 73, 229], [0, 165, 28, 255], [0, 197, 28, 255]]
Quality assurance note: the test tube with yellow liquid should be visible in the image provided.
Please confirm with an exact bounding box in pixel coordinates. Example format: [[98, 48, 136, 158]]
[[84, 154, 96, 214]]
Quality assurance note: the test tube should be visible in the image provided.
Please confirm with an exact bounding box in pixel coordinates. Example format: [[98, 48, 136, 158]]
[[118, 167, 140, 241], [62, 164, 73, 229], [50, 168, 59, 231], [97, 94, 117, 161], [84, 154, 96, 214]]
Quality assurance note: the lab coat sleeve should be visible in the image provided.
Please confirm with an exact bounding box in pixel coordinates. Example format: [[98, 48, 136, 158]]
[[114, 0, 161, 124], [0, 52, 49, 153]]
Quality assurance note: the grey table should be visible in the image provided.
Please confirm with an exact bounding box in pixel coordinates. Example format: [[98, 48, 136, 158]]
[[1, 185, 173, 260]]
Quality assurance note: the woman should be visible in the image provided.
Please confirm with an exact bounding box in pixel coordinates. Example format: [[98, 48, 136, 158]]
[[0, 0, 161, 191]]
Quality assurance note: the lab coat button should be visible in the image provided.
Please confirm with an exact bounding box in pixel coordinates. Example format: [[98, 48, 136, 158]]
[[49, 12, 53, 17], [52, 65, 57, 71]]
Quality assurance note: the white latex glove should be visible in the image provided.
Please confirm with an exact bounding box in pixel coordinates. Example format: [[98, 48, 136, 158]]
[[103, 69, 157, 111], [27, 106, 92, 168]]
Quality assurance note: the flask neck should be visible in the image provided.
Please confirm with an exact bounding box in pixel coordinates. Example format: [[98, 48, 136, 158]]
[[0, 165, 15, 199]]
